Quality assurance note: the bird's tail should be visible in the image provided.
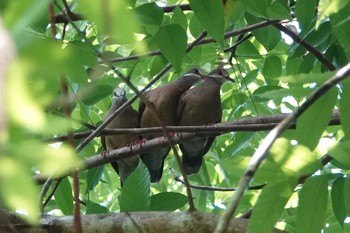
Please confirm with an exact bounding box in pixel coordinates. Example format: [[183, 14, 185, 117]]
[[182, 155, 203, 175]]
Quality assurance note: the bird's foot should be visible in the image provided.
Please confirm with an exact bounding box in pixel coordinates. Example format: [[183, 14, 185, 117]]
[[127, 139, 146, 149], [101, 150, 110, 157]]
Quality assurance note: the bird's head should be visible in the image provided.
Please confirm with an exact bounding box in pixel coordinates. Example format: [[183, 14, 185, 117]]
[[177, 68, 204, 85], [208, 68, 235, 83], [113, 87, 127, 103]]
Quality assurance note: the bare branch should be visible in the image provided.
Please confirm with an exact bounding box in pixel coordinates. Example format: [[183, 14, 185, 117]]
[[44, 111, 340, 143]]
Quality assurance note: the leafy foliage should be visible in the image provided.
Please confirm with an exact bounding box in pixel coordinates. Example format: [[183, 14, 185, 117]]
[[1, 0, 350, 232]]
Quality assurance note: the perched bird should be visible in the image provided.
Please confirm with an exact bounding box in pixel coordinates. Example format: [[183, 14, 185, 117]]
[[139, 68, 203, 182], [176, 68, 234, 174], [101, 87, 140, 185]]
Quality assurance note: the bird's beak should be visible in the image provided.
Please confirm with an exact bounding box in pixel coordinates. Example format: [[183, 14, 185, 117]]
[[225, 75, 235, 82]]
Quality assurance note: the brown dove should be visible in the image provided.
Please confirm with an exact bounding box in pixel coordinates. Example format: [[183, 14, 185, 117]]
[[176, 68, 233, 174], [139, 68, 203, 182], [101, 87, 140, 185]]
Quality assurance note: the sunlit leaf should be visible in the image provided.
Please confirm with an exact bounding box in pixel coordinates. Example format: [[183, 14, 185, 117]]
[[317, 0, 348, 29], [329, 141, 350, 169], [0, 157, 40, 224]]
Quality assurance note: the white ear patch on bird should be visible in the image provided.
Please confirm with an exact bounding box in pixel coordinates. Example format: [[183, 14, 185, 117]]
[[113, 88, 126, 98]]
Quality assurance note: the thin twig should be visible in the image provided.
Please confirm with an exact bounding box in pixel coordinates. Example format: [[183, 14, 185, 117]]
[[110, 20, 282, 63], [274, 23, 336, 71], [170, 168, 266, 191], [214, 63, 350, 233]]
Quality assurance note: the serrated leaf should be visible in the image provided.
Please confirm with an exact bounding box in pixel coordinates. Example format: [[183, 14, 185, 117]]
[[331, 177, 347, 227], [296, 87, 337, 150], [328, 141, 350, 169], [249, 178, 297, 233], [295, 175, 329, 233], [189, 0, 224, 45], [155, 24, 187, 71], [119, 161, 150, 211], [54, 177, 73, 215], [149, 192, 188, 211], [85, 165, 105, 194]]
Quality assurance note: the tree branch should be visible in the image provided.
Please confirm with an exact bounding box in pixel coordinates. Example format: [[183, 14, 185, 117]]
[[2, 211, 288, 233], [274, 23, 336, 71], [214, 63, 350, 233], [109, 20, 283, 63], [44, 111, 340, 143]]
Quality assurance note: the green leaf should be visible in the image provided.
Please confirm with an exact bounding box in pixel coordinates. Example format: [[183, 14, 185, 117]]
[[155, 24, 187, 71], [119, 161, 150, 211], [79, 83, 115, 105], [171, 6, 188, 30], [254, 86, 311, 101], [236, 40, 260, 57], [134, 2, 163, 26], [189, 0, 224, 45], [149, 192, 188, 211], [263, 56, 282, 84], [296, 87, 337, 150], [54, 177, 73, 215], [76, 0, 142, 50], [86, 200, 109, 214], [245, 14, 281, 51], [328, 141, 350, 169], [331, 177, 347, 227], [3, 0, 50, 48], [249, 178, 297, 233], [270, 138, 321, 177], [340, 80, 350, 140], [295, 175, 329, 233], [330, 3, 350, 58], [295, 0, 317, 32], [278, 72, 334, 85], [0, 157, 40, 224], [85, 165, 105, 194], [189, 13, 204, 38], [240, 0, 290, 19], [317, 0, 348, 29]]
